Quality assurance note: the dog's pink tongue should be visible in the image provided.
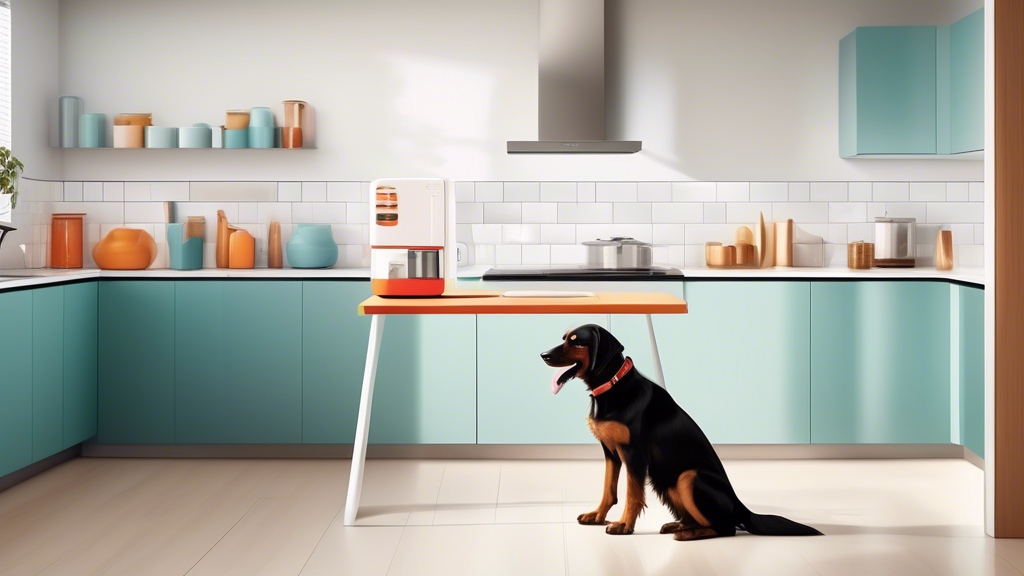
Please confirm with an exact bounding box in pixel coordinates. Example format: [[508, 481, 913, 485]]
[[552, 367, 571, 395]]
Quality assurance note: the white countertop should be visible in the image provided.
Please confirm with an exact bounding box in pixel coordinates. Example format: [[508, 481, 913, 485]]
[[0, 265, 985, 291]]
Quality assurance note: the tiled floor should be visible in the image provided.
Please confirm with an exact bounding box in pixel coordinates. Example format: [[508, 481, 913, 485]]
[[0, 457, 1018, 576]]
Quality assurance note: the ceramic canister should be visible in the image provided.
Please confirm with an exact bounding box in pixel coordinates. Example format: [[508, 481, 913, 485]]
[[112, 125, 145, 148], [179, 124, 213, 148], [167, 223, 204, 270], [223, 129, 248, 148], [145, 126, 179, 148], [248, 126, 275, 148], [59, 95, 83, 147], [50, 213, 85, 268], [79, 113, 106, 148], [286, 224, 338, 268]]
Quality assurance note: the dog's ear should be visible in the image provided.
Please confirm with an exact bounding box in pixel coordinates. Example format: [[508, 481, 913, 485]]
[[589, 327, 601, 372], [591, 326, 624, 372]]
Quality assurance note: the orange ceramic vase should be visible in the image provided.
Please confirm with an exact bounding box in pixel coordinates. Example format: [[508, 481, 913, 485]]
[[50, 213, 85, 268], [228, 229, 255, 269], [92, 228, 158, 270]]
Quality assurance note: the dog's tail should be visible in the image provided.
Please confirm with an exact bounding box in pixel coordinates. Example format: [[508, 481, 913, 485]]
[[739, 508, 822, 536]]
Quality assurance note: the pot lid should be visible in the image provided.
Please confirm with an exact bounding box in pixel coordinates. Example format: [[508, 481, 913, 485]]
[[875, 217, 916, 223]]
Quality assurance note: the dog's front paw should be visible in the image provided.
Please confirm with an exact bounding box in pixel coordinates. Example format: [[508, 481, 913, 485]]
[[577, 511, 608, 525], [605, 521, 634, 535]]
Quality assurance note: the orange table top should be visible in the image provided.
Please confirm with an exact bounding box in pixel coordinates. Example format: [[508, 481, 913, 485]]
[[358, 290, 688, 315]]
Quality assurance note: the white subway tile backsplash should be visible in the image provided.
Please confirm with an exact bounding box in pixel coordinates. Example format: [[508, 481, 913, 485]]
[[301, 182, 327, 202], [811, 182, 848, 202], [685, 223, 735, 245], [63, 182, 83, 202], [331, 224, 368, 245], [540, 182, 576, 202], [928, 202, 984, 223], [495, 244, 522, 265], [522, 202, 558, 223], [974, 224, 985, 243], [550, 244, 586, 265], [772, 202, 828, 223], [557, 203, 612, 224], [292, 202, 313, 224], [540, 224, 575, 244], [638, 182, 671, 202], [703, 203, 725, 223], [83, 182, 103, 202], [727, 203, 771, 223], [456, 202, 483, 224], [596, 182, 637, 203], [613, 203, 652, 223], [504, 182, 540, 202], [848, 223, 874, 243], [949, 223, 975, 244], [651, 202, 702, 224], [311, 202, 347, 224], [484, 203, 522, 224], [174, 203, 236, 241], [278, 182, 302, 202], [716, 182, 749, 202], [958, 245, 984, 267], [475, 182, 503, 202], [124, 182, 151, 202], [521, 244, 551, 265], [56, 202, 124, 225], [793, 224, 826, 244], [883, 202, 927, 222], [946, 182, 969, 201], [102, 182, 124, 202], [848, 182, 872, 202], [257, 202, 290, 225], [151, 182, 190, 202], [347, 203, 368, 224], [873, 182, 909, 202], [470, 224, 503, 244], [191, 182, 278, 202], [866, 202, 887, 221], [969, 182, 984, 202], [576, 182, 596, 202], [653, 224, 686, 244], [327, 182, 361, 203], [672, 182, 716, 202], [788, 182, 810, 202], [823, 244, 847, 267], [576, 224, 652, 243], [238, 202, 258, 223], [794, 243, 824, 267], [827, 224, 848, 245], [124, 202, 166, 224], [750, 182, 788, 202], [828, 202, 867, 223], [502, 224, 541, 244], [910, 182, 946, 202], [454, 182, 475, 203]]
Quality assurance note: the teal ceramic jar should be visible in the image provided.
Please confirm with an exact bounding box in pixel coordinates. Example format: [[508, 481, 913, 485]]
[[286, 224, 338, 268], [248, 126, 275, 148], [179, 124, 213, 148], [145, 126, 179, 148], [224, 128, 248, 148], [167, 223, 203, 270], [79, 113, 106, 148]]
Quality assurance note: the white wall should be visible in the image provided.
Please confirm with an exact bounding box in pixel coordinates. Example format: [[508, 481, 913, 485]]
[[56, 0, 983, 183]]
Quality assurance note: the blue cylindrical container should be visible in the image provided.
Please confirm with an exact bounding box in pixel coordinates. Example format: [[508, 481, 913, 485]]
[[167, 223, 204, 270], [248, 126, 275, 148], [59, 96, 83, 148], [224, 129, 248, 148], [79, 113, 106, 148]]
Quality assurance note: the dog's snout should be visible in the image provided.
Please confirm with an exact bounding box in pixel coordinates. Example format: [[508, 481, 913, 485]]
[[540, 351, 553, 362]]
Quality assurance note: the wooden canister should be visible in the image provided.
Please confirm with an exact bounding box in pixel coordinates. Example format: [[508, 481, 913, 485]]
[[936, 230, 954, 271], [735, 243, 755, 266], [268, 221, 283, 268], [848, 241, 875, 269], [705, 243, 736, 268], [50, 213, 85, 268], [216, 210, 232, 268], [775, 219, 793, 267]]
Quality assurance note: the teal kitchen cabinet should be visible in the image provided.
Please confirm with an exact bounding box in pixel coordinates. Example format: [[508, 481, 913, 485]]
[[0, 291, 33, 477], [98, 281, 176, 443], [960, 286, 984, 458], [613, 282, 811, 444], [811, 282, 950, 443], [32, 286, 64, 461], [951, 9, 984, 154], [478, 314, 610, 444], [840, 26, 938, 156], [64, 282, 98, 448], [175, 281, 303, 444], [302, 281, 372, 443]]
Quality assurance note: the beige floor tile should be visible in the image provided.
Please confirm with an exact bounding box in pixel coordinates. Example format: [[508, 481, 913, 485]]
[[564, 522, 648, 576], [387, 523, 566, 576], [989, 538, 1024, 575], [353, 460, 445, 526], [298, 518, 404, 576], [432, 461, 501, 525], [639, 534, 818, 576], [496, 461, 563, 524]]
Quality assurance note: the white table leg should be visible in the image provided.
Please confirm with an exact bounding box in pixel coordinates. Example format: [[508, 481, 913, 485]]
[[646, 314, 666, 388], [344, 314, 386, 526]]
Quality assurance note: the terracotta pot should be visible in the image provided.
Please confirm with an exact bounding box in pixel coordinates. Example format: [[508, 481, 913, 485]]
[[92, 228, 157, 270], [50, 213, 85, 268], [281, 127, 303, 149]]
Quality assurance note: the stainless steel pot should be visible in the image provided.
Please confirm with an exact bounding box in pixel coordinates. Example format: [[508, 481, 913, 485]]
[[874, 217, 916, 268], [582, 237, 653, 269]]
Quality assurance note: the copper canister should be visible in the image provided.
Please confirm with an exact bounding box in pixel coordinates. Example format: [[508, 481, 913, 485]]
[[847, 241, 875, 269], [50, 213, 85, 268]]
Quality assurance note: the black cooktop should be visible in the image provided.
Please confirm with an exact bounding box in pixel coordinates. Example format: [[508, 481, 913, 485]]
[[482, 266, 683, 281]]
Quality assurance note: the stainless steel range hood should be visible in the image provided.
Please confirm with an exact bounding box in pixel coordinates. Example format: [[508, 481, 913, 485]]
[[507, 0, 641, 154]]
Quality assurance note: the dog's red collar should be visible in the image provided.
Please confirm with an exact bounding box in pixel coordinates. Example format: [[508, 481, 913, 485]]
[[590, 357, 633, 397]]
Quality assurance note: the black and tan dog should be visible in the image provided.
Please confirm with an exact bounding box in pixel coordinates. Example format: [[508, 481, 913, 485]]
[[542, 324, 822, 541]]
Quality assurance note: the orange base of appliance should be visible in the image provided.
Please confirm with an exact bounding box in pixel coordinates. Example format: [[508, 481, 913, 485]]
[[371, 278, 445, 297]]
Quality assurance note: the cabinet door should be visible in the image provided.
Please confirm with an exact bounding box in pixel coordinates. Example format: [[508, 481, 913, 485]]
[[811, 282, 950, 443], [64, 282, 98, 448], [478, 314, 608, 444], [175, 281, 303, 444], [32, 286, 64, 461], [960, 286, 984, 458], [98, 281, 175, 443], [0, 291, 33, 476], [617, 282, 810, 444], [301, 281, 372, 443], [951, 9, 984, 153], [840, 26, 937, 156]]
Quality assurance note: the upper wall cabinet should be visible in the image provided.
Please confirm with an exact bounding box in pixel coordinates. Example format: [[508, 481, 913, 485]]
[[839, 9, 984, 158]]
